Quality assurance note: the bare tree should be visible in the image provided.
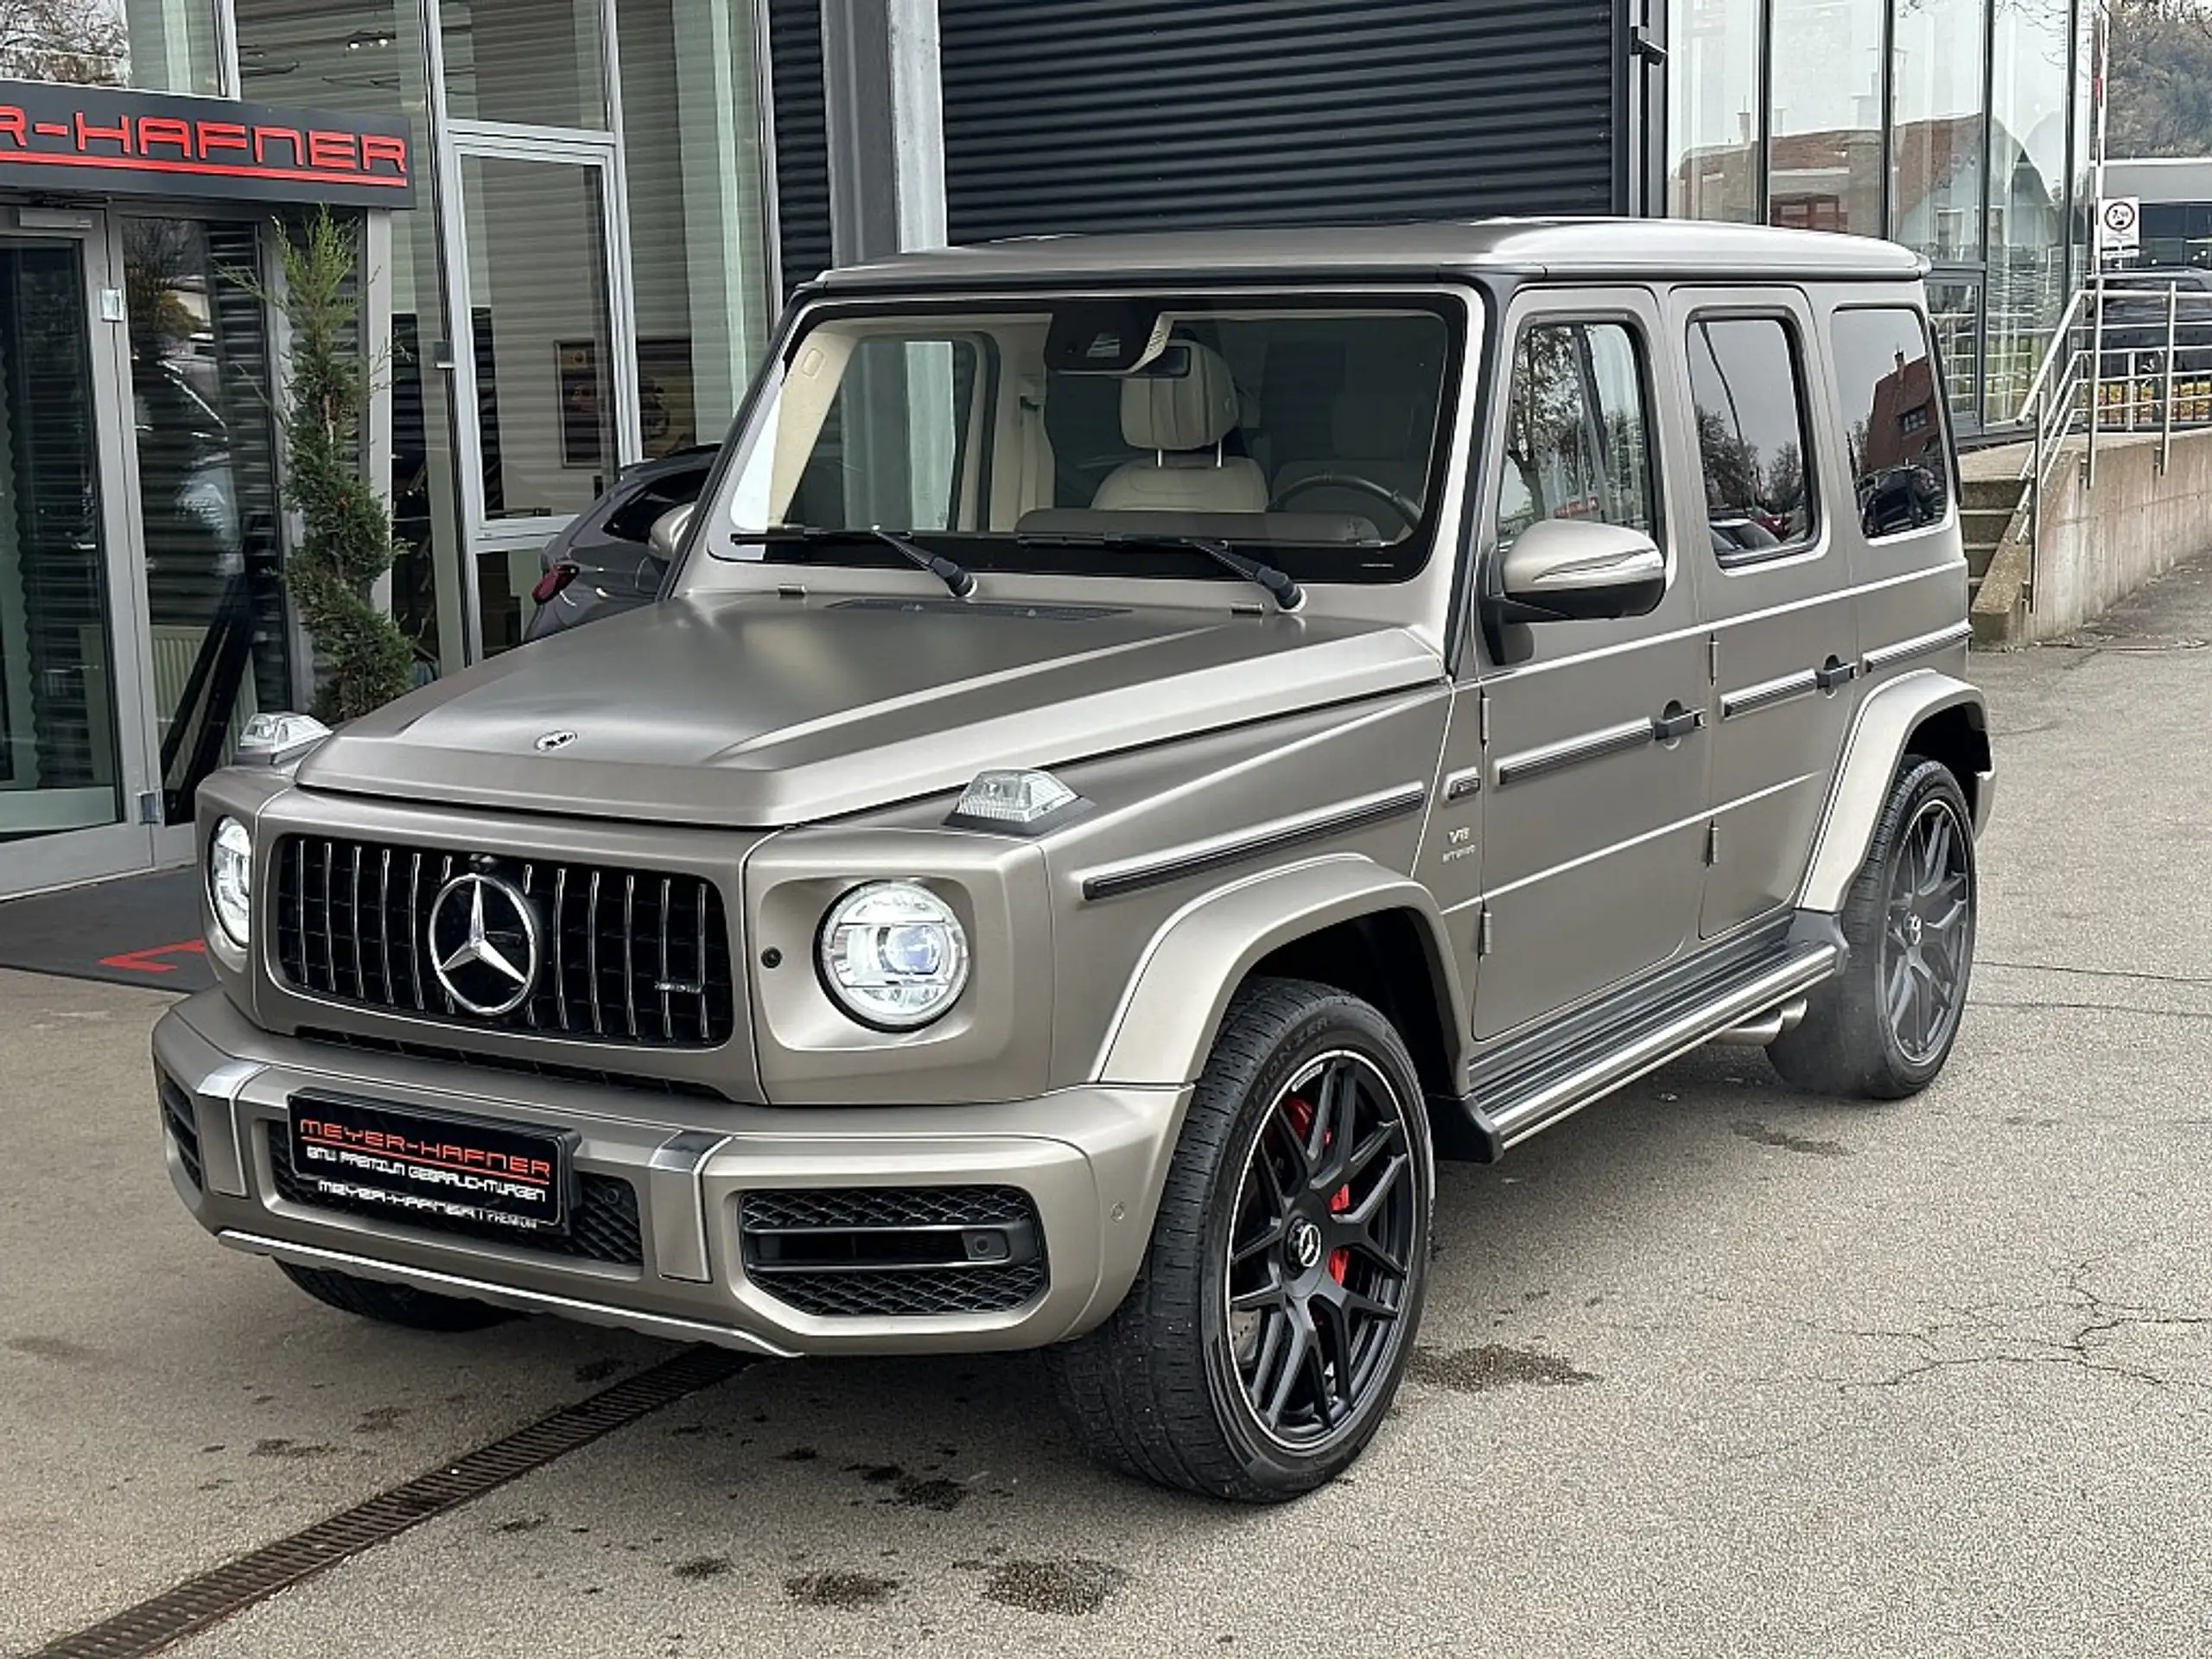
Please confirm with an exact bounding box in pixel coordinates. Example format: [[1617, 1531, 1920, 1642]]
[[0, 0, 128, 86]]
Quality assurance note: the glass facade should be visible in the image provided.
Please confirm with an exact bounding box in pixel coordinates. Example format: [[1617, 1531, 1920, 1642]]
[[0, 0, 226, 93], [1671, 0, 2086, 432], [224, 0, 778, 671]]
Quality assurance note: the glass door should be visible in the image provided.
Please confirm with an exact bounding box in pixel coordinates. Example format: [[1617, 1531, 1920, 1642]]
[[443, 134, 638, 658], [0, 227, 160, 899]]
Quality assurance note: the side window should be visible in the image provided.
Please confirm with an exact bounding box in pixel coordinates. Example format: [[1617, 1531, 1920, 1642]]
[[1831, 308, 1954, 538], [788, 336, 982, 532], [1687, 316, 1815, 563], [1496, 321, 1656, 548]]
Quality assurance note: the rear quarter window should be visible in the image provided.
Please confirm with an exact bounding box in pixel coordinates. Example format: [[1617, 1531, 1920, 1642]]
[[1831, 308, 1953, 540], [1686, 315, 1816, 564]]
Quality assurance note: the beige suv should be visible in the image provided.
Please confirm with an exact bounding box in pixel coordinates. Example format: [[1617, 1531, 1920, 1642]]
[[156, 220, 1992, 1502]]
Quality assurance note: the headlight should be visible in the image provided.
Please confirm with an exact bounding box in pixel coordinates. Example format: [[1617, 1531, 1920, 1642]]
[[208, 817, 252, 949], [817, 880, 969, 1031]]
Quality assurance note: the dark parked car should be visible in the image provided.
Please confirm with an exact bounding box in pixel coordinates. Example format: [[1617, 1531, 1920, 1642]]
[[523, 444, 717, 641]]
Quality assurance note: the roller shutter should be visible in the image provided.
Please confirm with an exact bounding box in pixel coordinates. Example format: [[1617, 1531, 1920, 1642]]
[[767, 0, 832, 295], [939, 0, 1625, 244]]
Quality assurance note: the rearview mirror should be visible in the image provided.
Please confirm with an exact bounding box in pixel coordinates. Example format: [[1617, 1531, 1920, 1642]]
[[1498, 518, 1665, 621], [649, 502, 696, 561]]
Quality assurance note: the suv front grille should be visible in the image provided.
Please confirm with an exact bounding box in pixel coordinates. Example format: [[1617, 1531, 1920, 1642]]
[[274, 836, 735, 1050], [739, 1185, 1047, 1319], [270, 1126, 645, 1266]]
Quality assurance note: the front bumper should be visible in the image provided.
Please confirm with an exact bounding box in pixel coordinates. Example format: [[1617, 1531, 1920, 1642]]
[[153, 991, 1187, 1357]]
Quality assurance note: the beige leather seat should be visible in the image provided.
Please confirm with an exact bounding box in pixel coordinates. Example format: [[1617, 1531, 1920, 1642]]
[[1091, 341, 1268, 514]]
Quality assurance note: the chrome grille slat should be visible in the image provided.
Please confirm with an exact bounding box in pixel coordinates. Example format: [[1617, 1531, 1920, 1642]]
[[273, 836, 731, 1051]]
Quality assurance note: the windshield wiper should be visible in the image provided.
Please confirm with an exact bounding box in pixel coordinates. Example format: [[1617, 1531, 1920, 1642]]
[[1014, 531, 1304, 613], [732, 525, 976, 600]]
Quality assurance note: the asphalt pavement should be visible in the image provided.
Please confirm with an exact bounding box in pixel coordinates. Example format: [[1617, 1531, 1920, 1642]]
[[6, 559, 2212, 1658]]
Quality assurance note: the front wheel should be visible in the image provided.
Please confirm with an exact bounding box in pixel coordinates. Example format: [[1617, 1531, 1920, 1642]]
[[1047, 978, 1433, 1502], [1769, 758, 1977, 1099]]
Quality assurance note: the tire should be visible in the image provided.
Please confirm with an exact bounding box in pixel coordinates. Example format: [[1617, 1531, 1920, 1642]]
[[276, 1261, 517, 1332], [1046, 977, 1434, 1502], [1769, 758, 1976, 1100]]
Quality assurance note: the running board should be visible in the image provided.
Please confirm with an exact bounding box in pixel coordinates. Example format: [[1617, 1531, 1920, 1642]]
[[1435, 922, 1843, 1161]]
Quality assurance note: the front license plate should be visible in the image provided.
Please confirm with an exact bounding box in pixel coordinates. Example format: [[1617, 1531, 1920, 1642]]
[[286, 1094, 573, 1236]]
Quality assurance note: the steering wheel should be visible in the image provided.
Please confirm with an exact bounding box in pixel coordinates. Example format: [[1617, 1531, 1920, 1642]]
[[1269, 472, 1424, 537]]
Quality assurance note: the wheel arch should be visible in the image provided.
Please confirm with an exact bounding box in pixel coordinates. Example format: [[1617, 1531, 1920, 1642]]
[[1799, 671, 1991, 915], [1091, 855, 1470, 1098]]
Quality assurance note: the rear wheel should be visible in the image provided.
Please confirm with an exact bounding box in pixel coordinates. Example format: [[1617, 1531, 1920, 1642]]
[[1047, 978, 1433, 1502], [1769, 758, 1975, 1099], [276, 1262, 516, 1332]]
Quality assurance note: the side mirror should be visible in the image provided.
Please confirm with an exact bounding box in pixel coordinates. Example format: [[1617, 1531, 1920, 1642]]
[[1497, 518, 1666, 622], [648, 501, 696, 561]]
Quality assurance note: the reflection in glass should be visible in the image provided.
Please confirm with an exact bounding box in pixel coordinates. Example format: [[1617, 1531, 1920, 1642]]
[[1927, 276, 1982, 425], [0, 0, 223, 93], [439, 0, 607, 127], [1687, 318, 1813, 556], [1834, 308, 1954, 537], [1668, 0, 1764, 222], [1986, 0, 2075, 422], [0, 241, 123, 842], [1891, 0, 1990, 262], [615, 0, 776, 456], [1497, 323, 1655, 545], [1768, 0, 1885, 237], [235, 0, 454, 677], [122, 218, 289, 823]]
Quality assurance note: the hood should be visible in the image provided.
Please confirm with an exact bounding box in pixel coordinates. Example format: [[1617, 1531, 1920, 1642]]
[[296, 594, 1444, 827]]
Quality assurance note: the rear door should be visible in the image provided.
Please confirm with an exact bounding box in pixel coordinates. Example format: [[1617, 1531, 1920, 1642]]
[[1470, 289, 1711, 1040], [1666, 288, 1861, 938]]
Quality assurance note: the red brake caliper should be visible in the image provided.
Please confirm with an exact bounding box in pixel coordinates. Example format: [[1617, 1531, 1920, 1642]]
[[1284, 1095, 1351, 1286]]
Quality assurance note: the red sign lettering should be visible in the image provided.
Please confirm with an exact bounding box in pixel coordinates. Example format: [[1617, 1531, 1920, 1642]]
[[74, 110, 130, 153], [136, 115, 193, 158], [306, 129, 358, 172]]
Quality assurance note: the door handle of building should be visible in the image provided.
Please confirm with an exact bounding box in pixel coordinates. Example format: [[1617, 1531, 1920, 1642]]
[[1651, 703, 1706, 744], [1815, 657, 1859, 693]]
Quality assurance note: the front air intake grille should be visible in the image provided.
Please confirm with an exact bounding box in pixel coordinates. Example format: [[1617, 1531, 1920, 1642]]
[[740, 1185, 1047, 1319], [274, 837, 735, 1050], [270, 1126, 645, 1267], [159, 1076, 204, 1192]]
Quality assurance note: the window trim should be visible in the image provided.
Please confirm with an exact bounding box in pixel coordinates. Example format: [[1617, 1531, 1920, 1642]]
[[1829, 301, 1959, 545], [1492, 312, 1666, 558], [1682, 308, 1823, 570]]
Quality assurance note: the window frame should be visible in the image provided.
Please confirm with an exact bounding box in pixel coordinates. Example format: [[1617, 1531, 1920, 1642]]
[[1682, 308, 1824, 570], [1491, 313, 1667, 557], [1828, 301, 1960, 545]]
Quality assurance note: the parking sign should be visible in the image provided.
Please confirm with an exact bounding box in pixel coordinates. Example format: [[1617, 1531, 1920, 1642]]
[[2100, 197, 2141, 258]]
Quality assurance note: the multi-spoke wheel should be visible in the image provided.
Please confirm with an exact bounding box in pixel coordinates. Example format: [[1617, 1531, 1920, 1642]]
[[1047, 979, 1433, 1502], [1770, 758, 1978, 1099]]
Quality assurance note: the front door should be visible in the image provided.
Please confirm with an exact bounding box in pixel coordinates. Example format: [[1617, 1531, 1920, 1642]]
[[1469, 292, 1712, 1040], [0, 224, 159, 899]]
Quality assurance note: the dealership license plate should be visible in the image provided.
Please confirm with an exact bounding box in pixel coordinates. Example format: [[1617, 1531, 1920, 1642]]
[[286, 1095, 573, 1236]]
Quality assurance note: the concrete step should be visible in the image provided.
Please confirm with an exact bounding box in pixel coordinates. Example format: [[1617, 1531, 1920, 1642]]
[[1960, 474, 2029, 513]]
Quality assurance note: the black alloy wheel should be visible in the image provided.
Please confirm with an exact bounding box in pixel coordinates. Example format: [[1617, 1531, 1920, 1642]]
[[1224, 1049, 1419, 1449], [1882, 791, 1972, 1067], [1769, 757, 1978, 1100], [1047, 978, 1433, 1502]]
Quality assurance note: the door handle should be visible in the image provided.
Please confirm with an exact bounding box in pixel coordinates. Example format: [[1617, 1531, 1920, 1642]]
[[1651, 703, 1706, 743], [1815, 657, 1859, 693]]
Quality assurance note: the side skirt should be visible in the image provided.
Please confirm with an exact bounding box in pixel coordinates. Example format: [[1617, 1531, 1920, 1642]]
[[1431, 912, 1847, 1163]]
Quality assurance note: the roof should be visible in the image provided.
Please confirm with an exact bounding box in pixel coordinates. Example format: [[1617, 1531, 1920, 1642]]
[[809, 218, 1929, 292], [2102, 156, 2212, 205]]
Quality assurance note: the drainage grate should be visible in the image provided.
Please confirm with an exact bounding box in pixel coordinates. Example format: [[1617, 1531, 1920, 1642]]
[[27, 1344, 752, 1659]]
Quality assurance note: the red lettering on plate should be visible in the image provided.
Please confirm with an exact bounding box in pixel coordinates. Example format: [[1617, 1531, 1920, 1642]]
[[306, 130, 357, 172], [74, 111, 130, 153], [359, 133, 407, 177], [136, 115, 193, 158]]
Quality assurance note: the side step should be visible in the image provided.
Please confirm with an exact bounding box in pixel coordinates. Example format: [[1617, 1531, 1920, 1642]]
[[1433, 918, 1843, 1163]]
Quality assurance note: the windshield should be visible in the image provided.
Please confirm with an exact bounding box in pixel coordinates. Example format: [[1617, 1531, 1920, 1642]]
[[709, 295, 1461, 587]]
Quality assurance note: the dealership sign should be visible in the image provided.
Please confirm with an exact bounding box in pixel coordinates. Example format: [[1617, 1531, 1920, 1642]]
[[0, 80, 414, 209]]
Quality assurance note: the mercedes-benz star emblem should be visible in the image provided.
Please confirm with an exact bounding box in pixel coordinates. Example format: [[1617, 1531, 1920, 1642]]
[[427, 873, 541, 1016], [1287, 1217, 1325, 1274], [535, 729, 578, 753]]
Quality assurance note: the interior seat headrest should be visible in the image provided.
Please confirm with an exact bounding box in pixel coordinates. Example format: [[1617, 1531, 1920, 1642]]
[[1122, 341, 1243, 453]]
